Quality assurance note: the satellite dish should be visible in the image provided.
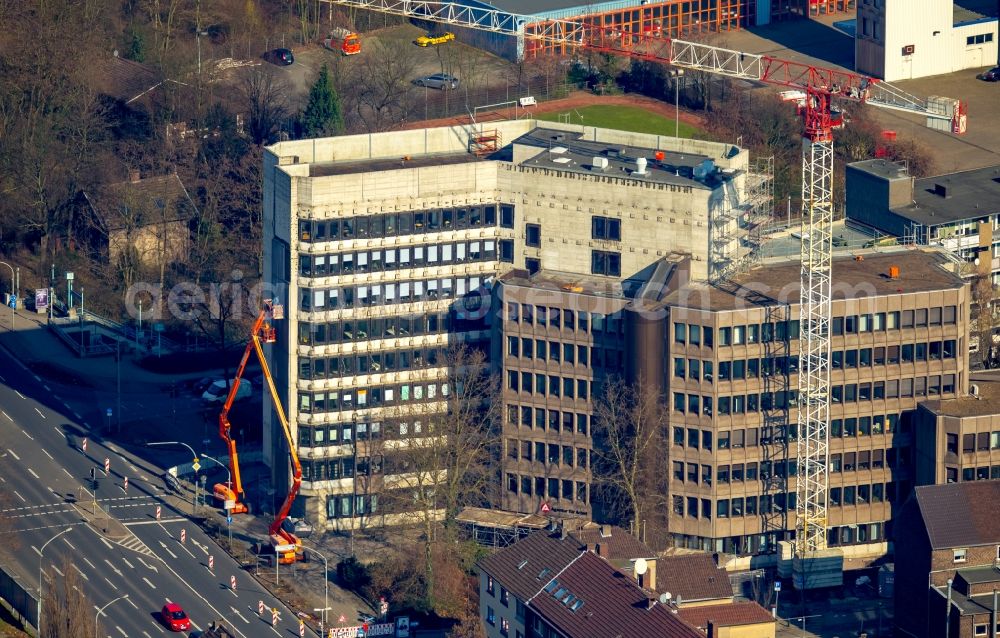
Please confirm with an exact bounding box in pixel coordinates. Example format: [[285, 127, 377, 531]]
[[635, 558, 648, 575], [659, 593, 670, 604]]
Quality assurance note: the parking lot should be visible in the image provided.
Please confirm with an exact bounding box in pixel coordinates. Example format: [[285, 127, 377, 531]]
[[709, 15, 1000, 172]]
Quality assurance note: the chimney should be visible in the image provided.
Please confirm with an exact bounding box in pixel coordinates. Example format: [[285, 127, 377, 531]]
[[933, 182, 951, 198], [600, 524, 612, 538], [128, 169, 141, 183], [596, 542, 609, 558], [888, 265, 900, 279], [643, 558, 657, 592], [586, 543, 596, 553], [646, 596, 657, 610], [559, 523, 568, 541]]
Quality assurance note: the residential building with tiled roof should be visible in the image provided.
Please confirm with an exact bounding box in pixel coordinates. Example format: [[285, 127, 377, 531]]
[[894, 480, 1000, 638], [676, 601, 776, 637], [478, 527, 703, 638], [655, 554, 734, 607]]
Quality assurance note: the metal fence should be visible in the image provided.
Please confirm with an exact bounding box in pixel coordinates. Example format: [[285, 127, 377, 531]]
[[409, 80, 578, 123], [0, 561, 37, 632]]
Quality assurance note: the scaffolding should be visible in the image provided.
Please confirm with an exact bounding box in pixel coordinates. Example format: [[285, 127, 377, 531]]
[[469, 129, 501, 157]]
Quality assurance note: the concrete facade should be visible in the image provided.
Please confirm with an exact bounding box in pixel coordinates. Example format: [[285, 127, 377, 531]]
[[262, 120, 756, 531], [855, 0, 998, 81], [914, 380, 1000, 485]]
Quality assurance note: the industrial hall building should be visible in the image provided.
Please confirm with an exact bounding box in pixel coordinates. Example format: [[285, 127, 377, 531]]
[[262, 119, 767, 531]]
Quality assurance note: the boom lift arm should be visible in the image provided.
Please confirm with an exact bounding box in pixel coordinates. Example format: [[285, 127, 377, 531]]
[[215, 310, 277, 514]]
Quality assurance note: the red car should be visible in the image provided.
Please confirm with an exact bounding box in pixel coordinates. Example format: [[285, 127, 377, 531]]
[[161, 603, 191, 632]]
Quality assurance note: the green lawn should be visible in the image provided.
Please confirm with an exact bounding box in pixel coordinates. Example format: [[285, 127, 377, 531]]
[[537, 104, 701, 138]]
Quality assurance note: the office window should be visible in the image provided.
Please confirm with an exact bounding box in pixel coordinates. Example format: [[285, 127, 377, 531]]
[[526, 223, 541, 247], [954, 548, 967, 563], [591, 250, 621, 277], [500, 239, 514, 263], [592, 216, 622, 240], [674, 323, 686, 344]]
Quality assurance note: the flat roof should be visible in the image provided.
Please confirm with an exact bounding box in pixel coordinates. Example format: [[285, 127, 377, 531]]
[[958, 565, 1000, 585], [922, 378, 1000, 417], [514, 128, 724, 190], [665, 249, 965, 312], [307, 152, 481, 177], [456, 0, 635, 18], [891, 165, 1000, 227], [499, 268, 626, 299], [849, 159, 910, 181], [954, 0, 998, 25]]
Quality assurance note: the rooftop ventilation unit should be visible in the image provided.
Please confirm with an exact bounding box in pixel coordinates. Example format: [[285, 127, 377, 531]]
[[693, 159, 716, 180], [592, 157, 609, 171], [550, 146, 568, 154], [635, 157, 648, 175]]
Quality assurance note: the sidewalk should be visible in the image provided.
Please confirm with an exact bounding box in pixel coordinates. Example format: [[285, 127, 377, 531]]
[[0, 307, 218, 391]]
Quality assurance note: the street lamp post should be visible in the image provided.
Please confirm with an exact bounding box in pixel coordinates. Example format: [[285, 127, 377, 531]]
[[37, 527, 73, 635], [304, 542, 330, 637], [148, 441, 200, 513], [0, 261, 15, 330], [669, 69, 684, 138], [95, 594, 129, 637]]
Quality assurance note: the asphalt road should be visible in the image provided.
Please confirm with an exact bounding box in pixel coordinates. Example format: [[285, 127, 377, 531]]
[[0, 347, 318, 638]]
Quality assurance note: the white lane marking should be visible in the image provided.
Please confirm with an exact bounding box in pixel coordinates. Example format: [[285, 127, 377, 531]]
[[31, 546, 41, 557], [157, 542, 178, 560], [34, 407, 45, 419], [164, 598, 172, 604], [100, 537, 113, 550], [143, 577, 156, 589], [83, 557, 96, 569], [43, 385, 50, 391], [103, 576, 117, 589], [64, 538, 76, 550], [116, 626, 128, 636], [42, 449, 53, 460], [32, 375, 40, 382], [8, 449, 20, 461], [126, 597, 138, 610], [1, 411, 10, 421], [124, 518, 186, 526], [54, 427, 66, 438], [137, 557, 158, 573], [71, 564, 89, 581], [15, 390, 25, 399], [230, 587, 238, 598], [143, 631, 153, 638], [121, 557, 134, 569], [14, 491, 25, 502], [104, 559, 122, 576], [48, 487, 56, 494], [177, 540, 197, 560], [62, 468, 72, 478], [73, 412, 81, 419], [231, 606, 250, 624], [21, 429, 33, 440], [50, 564, 64, 576], [27, 468, 39, 479], [128, 464, 138, 472]]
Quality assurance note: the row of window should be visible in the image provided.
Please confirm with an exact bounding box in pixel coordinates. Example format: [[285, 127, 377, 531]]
[[672, 307, 959, 347], [298, 421, 384, 447], [299, 240, 499, 277], [505, 473, 589, 503], [672, 493, 796, 520], [297, 313, 450, 346], [672, 374, 957, 415], [302, 455, 384, 481], [672, 339, 959, 381], [298, 380, 451, 413], [326, 493, 378, 519], [966, 32, 994, 46], [672, 460, 792, 485], [506, 370, 591, 400], [673, 321, 799, 347], [673, 415, 910, 452], [506, 405, 590, 436], [507, 439, 590, 469], [947, 465, 1000, 483], [299, 348, 445, 379], [948, 431, 1000, 454], [506, 302, 626, 335], [591, 216, 622, 241], [299, 274, 489, 310], [507, 337, 591, 366], [298, 205, 514, 243]]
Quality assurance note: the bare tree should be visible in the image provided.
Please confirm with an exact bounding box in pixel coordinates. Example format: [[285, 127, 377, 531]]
[[379, 344, 501, 609], [592, 376, 669, 542], [240, 66, 290, 145], [973, 275, 997, 367], [42, 558, 97, 638], [350, 39, 419, 132]]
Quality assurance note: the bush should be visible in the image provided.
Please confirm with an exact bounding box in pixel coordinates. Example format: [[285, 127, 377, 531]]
[[336, 556, 371, 591], [137, 347, 257, 374]]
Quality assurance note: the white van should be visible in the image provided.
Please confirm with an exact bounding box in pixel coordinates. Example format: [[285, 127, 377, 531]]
[[202, 379, 252, 403]]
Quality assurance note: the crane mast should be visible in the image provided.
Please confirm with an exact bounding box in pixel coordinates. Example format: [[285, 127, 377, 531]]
[[318, 0, 966, 559]]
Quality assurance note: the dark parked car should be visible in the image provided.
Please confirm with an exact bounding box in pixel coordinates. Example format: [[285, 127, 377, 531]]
[[977, 66, 1000, 81], [263, 48, 294, 66], [413, 73, 459, 90]]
